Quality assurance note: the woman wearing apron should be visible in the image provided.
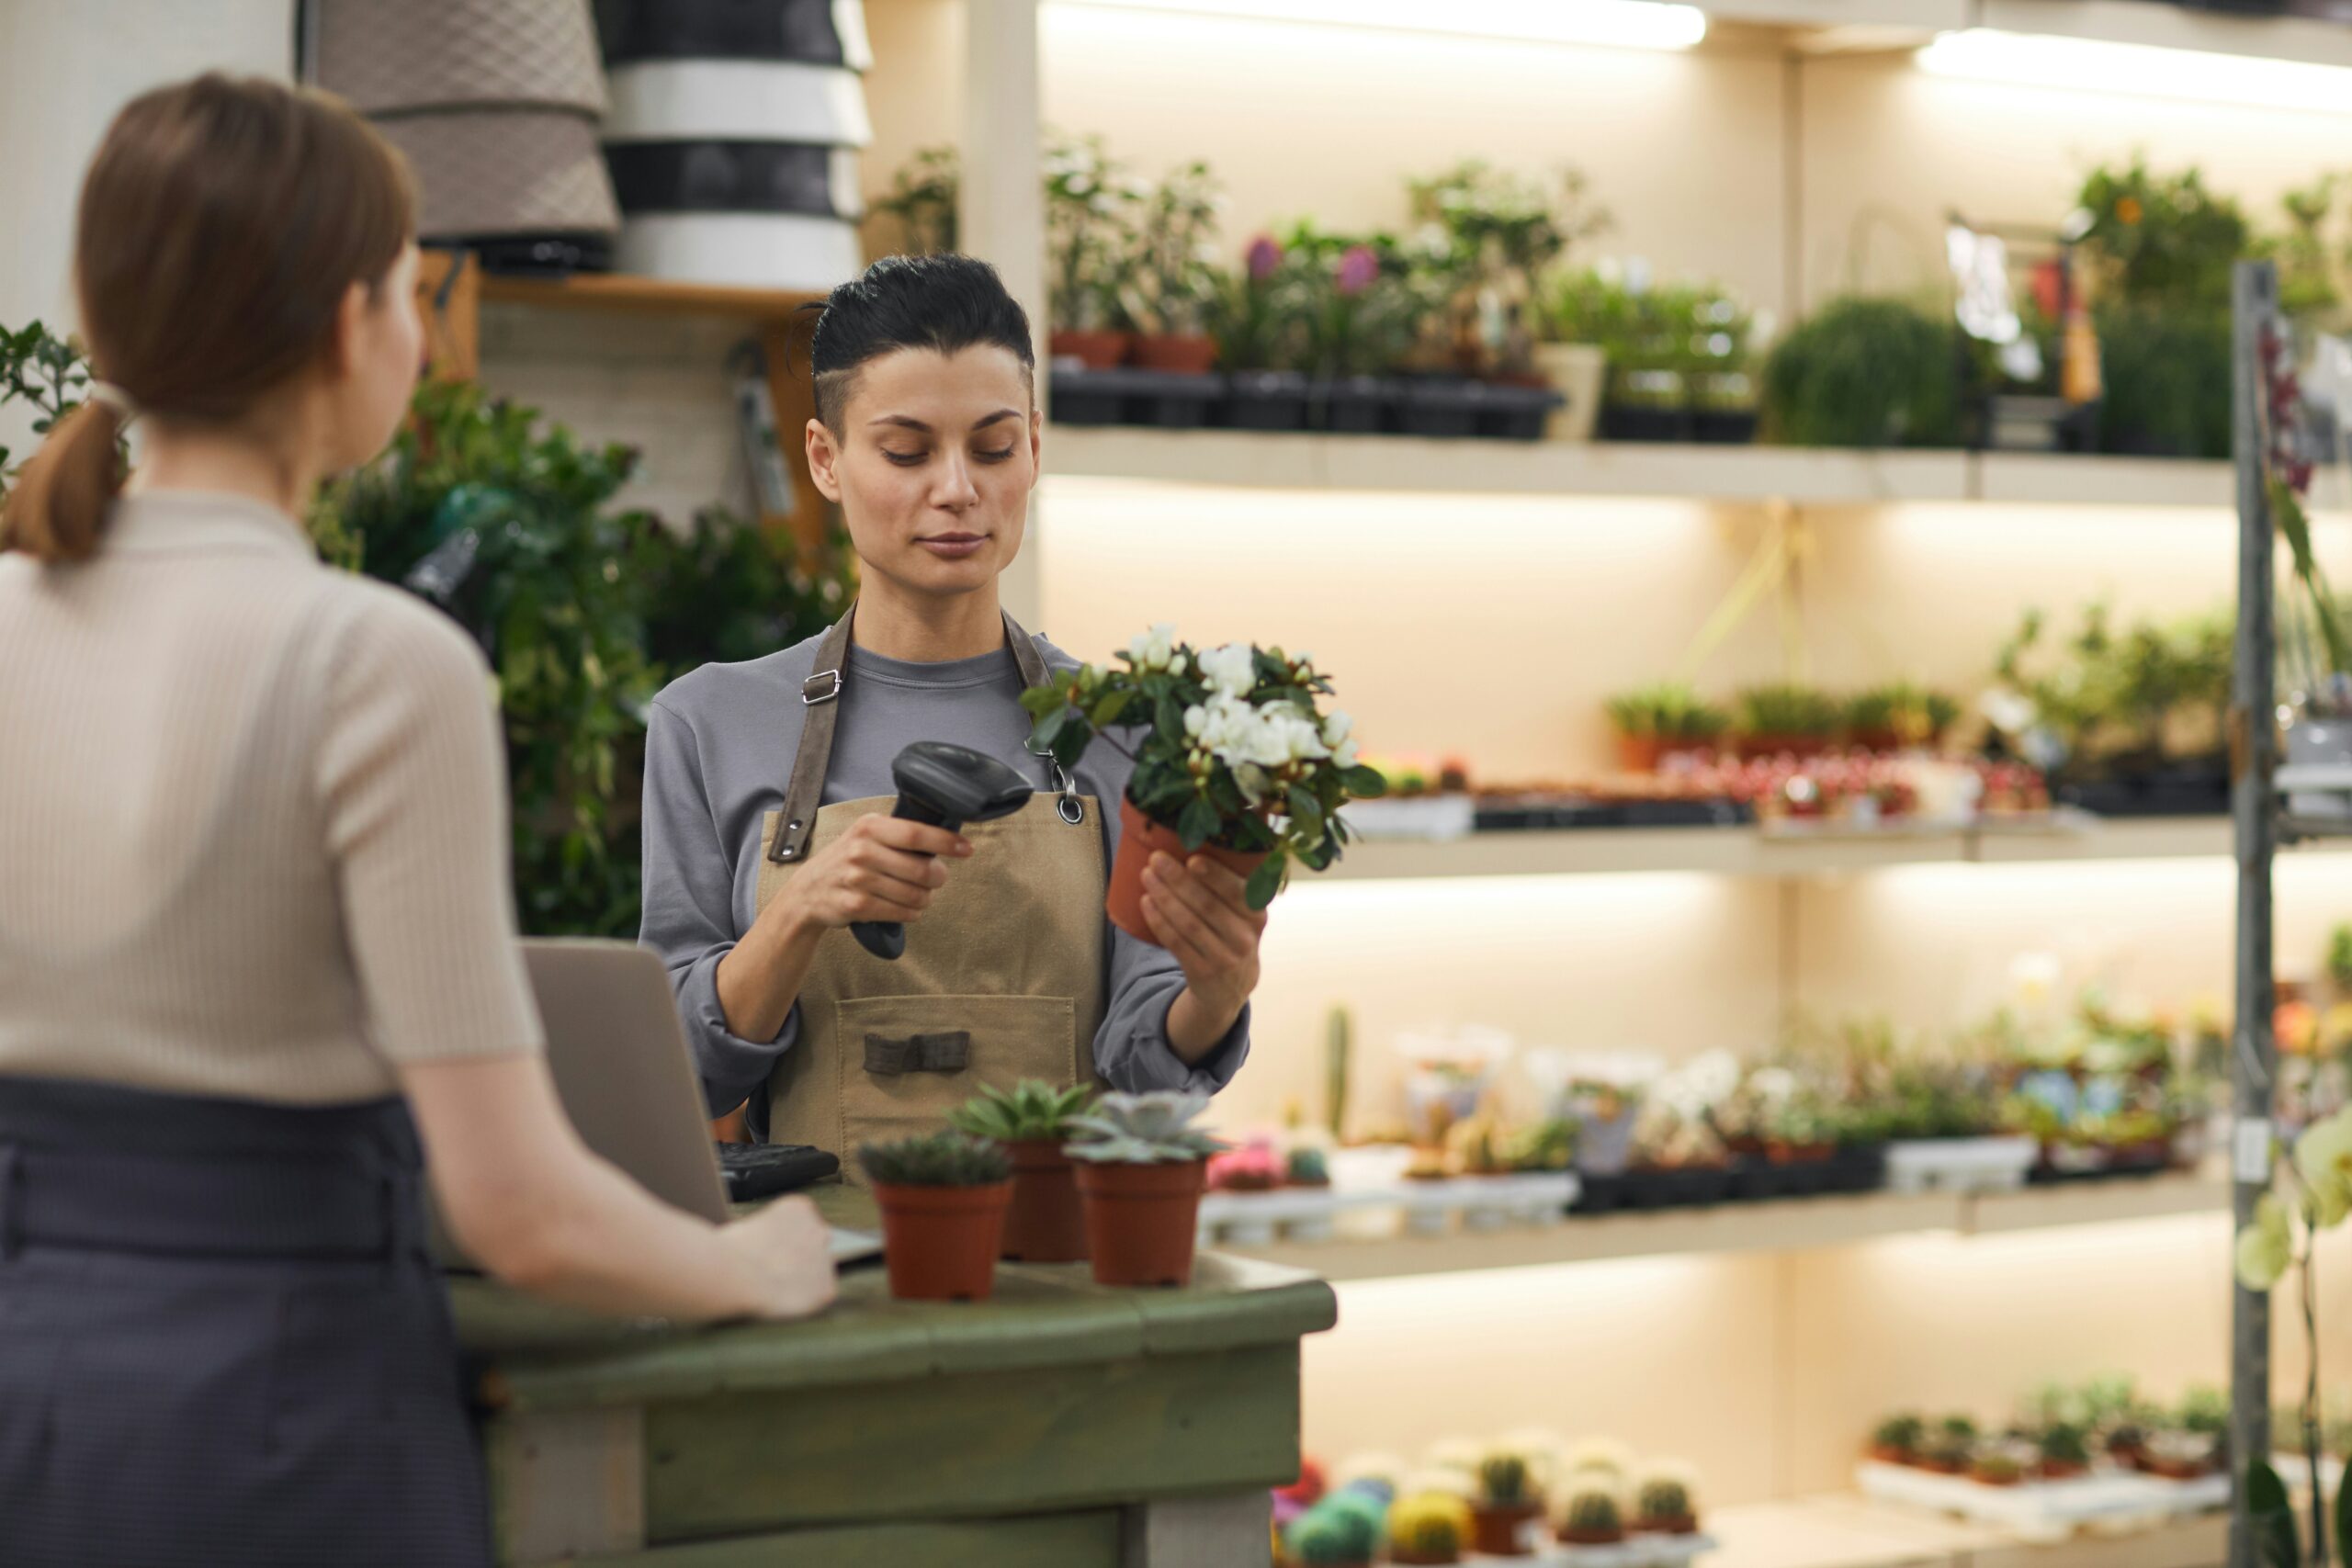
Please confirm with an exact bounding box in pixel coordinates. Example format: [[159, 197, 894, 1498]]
[[641, 254, 1264, 1156], [0, 76, 834, 1568]]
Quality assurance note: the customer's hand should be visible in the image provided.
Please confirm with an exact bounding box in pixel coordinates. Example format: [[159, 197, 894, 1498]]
[[719, 1194, 839, 1319], [773, 815, 973, 934], [1141, 852, 1267, 1020]]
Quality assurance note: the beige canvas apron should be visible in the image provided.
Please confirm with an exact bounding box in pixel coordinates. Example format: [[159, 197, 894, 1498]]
[[753, 607, 1109, 1174]]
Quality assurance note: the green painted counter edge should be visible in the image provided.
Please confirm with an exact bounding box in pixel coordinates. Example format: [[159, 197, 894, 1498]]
[[457, 1253, 1338, 1414], [559, 1510, 1122, 1568]]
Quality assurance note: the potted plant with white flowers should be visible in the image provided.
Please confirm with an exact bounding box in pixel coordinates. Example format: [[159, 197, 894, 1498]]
[[1022, 625, 1386, 940]]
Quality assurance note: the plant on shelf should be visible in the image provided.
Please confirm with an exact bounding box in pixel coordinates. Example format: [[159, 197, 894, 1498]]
[[2075, 156, 2247, 311], [1544, 268, 1755, 439], [1387, 1492, 1473, 1566], [1125, 160, 1224, 370], [1023, 625, 1386, 921], [1921, 1415, 1979, 1475], [1733, 682, 1845, 758], [873, 144, 958, 257], [1503, 1118, 1577, 1174], [1284, 221, 1433, 389], [1469, 1450, 1544, 1557], [1987, 601, 2232, 798], [950, 1080, 1099, 1264], [1408, 159, 1610, 377], [1969, 1446, 2028, 1487], [1605, 682, 1729, 772], [1288, 1489, 1385, 1568], [2238, 1104, 2352, 1561], [1761, 295, 1960, 449], [1556, 1478, 1627, 1547], [1632, 1463, 1701, 1534], [1064, 1090, 1226, 1288], [1871, 1413, 1927, 1465], [1044, 131, 1143, 362], [855, 1131, 1013, 1303], [1845, 682, 1962, 752], [2036, 1421, 2092, 1480], [1211, 232, 1314, 380]]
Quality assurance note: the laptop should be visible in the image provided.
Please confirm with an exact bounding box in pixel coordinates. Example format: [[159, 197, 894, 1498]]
[[431, 939, 877, 1270]]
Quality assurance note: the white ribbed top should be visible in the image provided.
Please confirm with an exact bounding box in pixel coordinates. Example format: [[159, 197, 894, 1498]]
[[0, 490, 544, 1104]]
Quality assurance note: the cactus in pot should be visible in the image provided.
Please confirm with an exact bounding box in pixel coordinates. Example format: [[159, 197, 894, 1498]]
[[855, 1132, 1013, 1302], [949, 1080, 1096, 1263], [1469, 1450, 1544, 1557], [1558, 1479, 1627, 1546], [1063, 1091, 1225, 1288], [1633, 1461, 1701, 1534], [1387, 1491, 1473, 1565], [1871, 1412, 1926, 1465]]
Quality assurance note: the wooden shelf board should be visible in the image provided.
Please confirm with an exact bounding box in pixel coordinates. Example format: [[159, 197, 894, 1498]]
[[1705, 1494, 2222, 1568], [1218, 1175, 2222, 1284], [477, 272, 824, 321]]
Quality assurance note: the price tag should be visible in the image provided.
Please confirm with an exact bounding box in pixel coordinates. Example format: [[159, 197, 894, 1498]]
[[2236, 1117, 2277, 1184]]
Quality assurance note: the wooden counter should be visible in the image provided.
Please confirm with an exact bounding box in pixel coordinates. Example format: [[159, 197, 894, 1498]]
[[453, 1185, 1337, 1567]]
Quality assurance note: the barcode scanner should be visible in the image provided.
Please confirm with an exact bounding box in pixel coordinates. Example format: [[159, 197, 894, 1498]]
[[851, 740, 1035, 961]]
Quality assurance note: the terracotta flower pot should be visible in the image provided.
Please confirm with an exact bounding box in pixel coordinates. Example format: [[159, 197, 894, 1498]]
[[1000, 1140, 1089, 1263], [1132, 333, 1217, 374], [1736, 733, 1831, 761], [1390, 1549, 1460, 1565], [1470, 1502, 1544, 1556], [1634, 1516, 1700, 1536], [1049, 328, 1132, 370], [1970, 1467, 2024, 1488], [1614, 732, 1667, 773], [872, 1181, 1012, 1302], [1075, 1157, 1207, 1287], [1558, 1525, 1627, 1547], [1106, 795, 1271, 946], [2038, 1461, 2087, 1481], [1868, 1445, 1917, 1467]]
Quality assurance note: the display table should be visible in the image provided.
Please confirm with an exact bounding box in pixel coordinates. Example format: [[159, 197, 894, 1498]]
[[452, 1184, 1337, 1567]]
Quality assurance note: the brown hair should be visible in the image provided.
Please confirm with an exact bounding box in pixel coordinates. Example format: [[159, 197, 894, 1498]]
[[1, 73, 414, 563]]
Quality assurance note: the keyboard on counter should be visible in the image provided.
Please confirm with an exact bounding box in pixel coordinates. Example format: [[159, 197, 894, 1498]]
[[714, 1140, 839, 1201]]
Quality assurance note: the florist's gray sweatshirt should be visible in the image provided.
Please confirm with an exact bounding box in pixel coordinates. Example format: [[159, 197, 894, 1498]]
[[639, 626, 1250, 1134]]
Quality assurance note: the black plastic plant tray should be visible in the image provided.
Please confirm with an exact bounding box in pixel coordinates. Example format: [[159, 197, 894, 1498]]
[[2026, 1153, 2175, 1186], [1600, 404, 1693, 443], [1469, 799, 1749, 832], [1571, 1167, 1736, 1215], [1047, 367, 1226, 429], [1223, 370, 1312, 432], [1396, 378, 1487, 439], [1311, 376, 1400, 435], [1048, 367, 1133, 427], [1476, 384, 1565, 442], [1690, 409, 1759, 446], [2058, 764, 2231, 818]]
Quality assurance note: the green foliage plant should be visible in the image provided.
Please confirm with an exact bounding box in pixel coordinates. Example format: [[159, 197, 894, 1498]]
[[1762, 296, 1959, 448], [873, 145, 959, 257], [1044, 132, 1144, 333], [1063, 1091, 1227, 1165], [1734, 682, 1845, 740], [1607, 682, 1730, 743], [1126, 160, 1223, 336], [949, 1080, 1098, 1144], [0, 321, 96, 484], [855, 1131, 1013, 1188], [1022, 626, 1385, 909]]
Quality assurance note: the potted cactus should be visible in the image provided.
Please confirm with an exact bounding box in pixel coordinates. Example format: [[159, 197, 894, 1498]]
[[2036, 1421, 2092, 1481], [1605, 682, 1730, 773], [1287, 1491, 1385, 1568], [1919, 1415, 1979, 1475], [1556, 1478, 1627, 1547], [1869, 1413, 1926, 1466], [855, 1132, 1013, 1303], [1632, 1463, 1701, 1534], [1065, 1091, 1225, 1287], [1387, 1491, 1473, 1565], [1470, 1451, 1544, 1557], [949, 1080, 1098, 1264], [1969, 1448, 2028, 1488], [1733, 682, 1845, 760]]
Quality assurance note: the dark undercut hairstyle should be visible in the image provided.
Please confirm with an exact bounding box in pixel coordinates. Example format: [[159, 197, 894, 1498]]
[[806, 254, 1035, 430]]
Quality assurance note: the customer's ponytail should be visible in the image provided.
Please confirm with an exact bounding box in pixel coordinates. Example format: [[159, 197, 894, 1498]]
[[2, 396, 129, 564]]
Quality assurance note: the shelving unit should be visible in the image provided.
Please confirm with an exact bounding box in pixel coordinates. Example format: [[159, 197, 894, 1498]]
[[1220, 1172, 2222, 1283], [1706, 1494, 2222, 1568]]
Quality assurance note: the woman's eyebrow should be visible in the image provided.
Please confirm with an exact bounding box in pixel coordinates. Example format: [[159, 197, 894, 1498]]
[[971, 409, 1023, 432]]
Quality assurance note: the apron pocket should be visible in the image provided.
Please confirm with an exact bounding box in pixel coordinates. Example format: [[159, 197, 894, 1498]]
[[836, 994, 1077, 1154]]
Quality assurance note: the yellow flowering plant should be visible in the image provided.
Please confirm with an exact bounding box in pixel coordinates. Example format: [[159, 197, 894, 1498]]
[[2234, 1105, 2352, 1565]]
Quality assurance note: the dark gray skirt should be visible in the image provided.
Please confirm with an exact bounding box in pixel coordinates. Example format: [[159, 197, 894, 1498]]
[[0, 1076, 492, 1568]]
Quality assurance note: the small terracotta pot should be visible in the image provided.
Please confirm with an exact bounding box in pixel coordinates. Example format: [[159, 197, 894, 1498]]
[[1106, 795, 1270, 946], [1132, 333, 1218, 374], [872, 1181, 1012, 1302], [1390, 1549, 1460, 1566], [2038, 1461, 2087, 1481], [1917, 1457, 1966, 1475], [1736, 733, 1832, 761], [1000, 1140, 1088, 1263], [1470, 1502, 1544, 1556], [1075, 1157, 1207, 1288], [1558, 1525, 1628, 1546], [1971, 1467, 2024, 1488], [1049, 328, 1133, 370], [1615, 732, 1667, 773], [1634, 1516, 1700, 1536], [1867, 1445, 1916, 1467]]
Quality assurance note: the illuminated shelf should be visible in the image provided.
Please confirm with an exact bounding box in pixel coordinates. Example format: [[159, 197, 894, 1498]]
[[1706, 1492, 2222, 1568], [1219, 1172, 2222, 1283], [1317, 815, 2343, 884], [1046, 429, 2262, 510]]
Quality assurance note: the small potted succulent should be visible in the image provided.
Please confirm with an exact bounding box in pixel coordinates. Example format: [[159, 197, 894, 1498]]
[[1869, 1413, 1926, 1466], [1734, 683, 1846, 760], [949, 1080, 1097, 1264], [1208, 1141, 1283, 1193], [1919, 1416, 1978, 1475], [1969, 1447, 2028, 1488], [1287, 1491, 1385, 1568], [2141, 1428, 2222, 1480], [1387, 1492, 1473, 1566], [1605, 682, 1730, 773], [1555, 1478, 1627, 1547], [1023, 626, 1385, 936], [1846, 682, 1962, 753], [2036, 1421, 2092, 1481], [1631, 1463, 1701, 1535], [1285, 1145, 1332, 1188], [855, 1131, 1013, 1303], [1065, 1091, 1225, 1288], [1470, 1451, 1544, 1557]]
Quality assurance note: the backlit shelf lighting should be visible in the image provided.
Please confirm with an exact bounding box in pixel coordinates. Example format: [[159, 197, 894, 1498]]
[[1917, 26, 2352, 116], [1056, 0, 1708, 51]]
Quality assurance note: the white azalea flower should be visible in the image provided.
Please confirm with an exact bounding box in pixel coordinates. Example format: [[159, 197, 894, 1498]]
[[1183, 705, 1208, 739], [1200, 642, 1256, 695], [1335, 738, 1361, 768], [1126, 623, 1180, 671], [1322, 708, 1352, 747]]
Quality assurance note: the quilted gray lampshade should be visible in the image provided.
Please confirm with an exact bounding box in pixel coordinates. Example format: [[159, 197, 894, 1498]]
[[372, 111, 618, 242]]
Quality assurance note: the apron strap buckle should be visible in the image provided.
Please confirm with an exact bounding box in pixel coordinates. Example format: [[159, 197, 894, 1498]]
[[802, 670, 842, 705]]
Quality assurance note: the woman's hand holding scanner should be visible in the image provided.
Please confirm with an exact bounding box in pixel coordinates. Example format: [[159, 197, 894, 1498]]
[[848, 740, 1035, 960], [1143, 852, 1269, 1059], [784, 813, 972, 935]]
